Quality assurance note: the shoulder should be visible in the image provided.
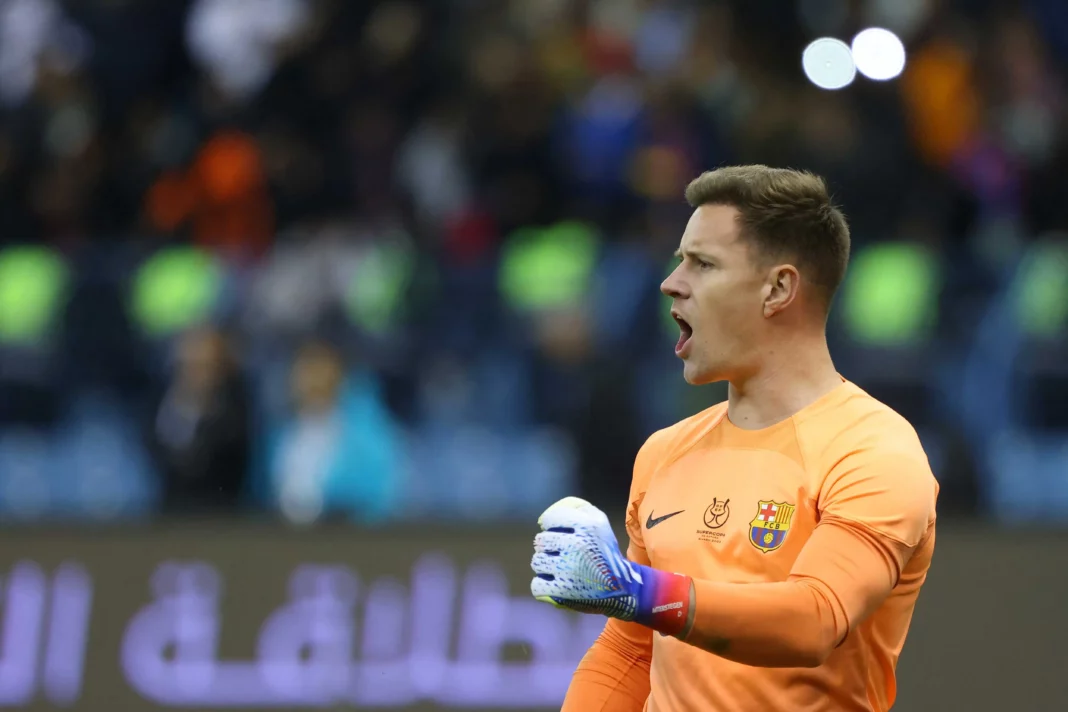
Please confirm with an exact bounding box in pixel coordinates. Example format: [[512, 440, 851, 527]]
[[799, 383, 938, 542], [798, 382, 931, 471]]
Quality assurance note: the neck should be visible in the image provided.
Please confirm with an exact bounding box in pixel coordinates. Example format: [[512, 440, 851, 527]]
[[726, 331, 841, 430]]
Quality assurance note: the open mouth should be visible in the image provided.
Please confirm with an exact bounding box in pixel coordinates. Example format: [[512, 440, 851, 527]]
[[672, 312, 693, 356]]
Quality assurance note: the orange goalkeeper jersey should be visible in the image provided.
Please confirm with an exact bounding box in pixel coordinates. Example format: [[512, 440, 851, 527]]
[[564, 379, 938, 712]]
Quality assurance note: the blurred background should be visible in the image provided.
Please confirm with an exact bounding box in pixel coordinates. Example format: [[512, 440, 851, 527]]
[[0, 0, 1066, 710]]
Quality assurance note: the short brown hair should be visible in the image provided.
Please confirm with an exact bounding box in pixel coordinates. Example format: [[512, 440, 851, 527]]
[[684, 165, 850, 308]]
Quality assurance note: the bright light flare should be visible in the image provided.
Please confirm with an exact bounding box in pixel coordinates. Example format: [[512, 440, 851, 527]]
[[802, 37, 856, 90], [851, 27, 907, 81]]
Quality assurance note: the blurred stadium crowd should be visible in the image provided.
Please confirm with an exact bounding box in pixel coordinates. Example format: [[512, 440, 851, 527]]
[[0, 0, 1065, 526]]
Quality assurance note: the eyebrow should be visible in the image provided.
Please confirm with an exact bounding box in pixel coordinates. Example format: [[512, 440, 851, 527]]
[[674, 248, 716, 261]]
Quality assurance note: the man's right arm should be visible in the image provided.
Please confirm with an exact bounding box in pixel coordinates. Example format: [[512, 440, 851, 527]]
[[560, 427, 671, 711], [560, 541, 654, 712]]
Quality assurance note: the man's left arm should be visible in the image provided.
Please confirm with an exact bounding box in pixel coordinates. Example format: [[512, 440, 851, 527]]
[[679, 452, 937, 668]]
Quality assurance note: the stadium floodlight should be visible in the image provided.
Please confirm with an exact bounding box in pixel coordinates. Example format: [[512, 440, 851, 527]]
[[802, 37, 856, 90], [851, 27, 906, 81]]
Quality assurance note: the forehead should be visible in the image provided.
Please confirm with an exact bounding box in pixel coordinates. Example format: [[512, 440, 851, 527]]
[[679, 204, 743, 255]]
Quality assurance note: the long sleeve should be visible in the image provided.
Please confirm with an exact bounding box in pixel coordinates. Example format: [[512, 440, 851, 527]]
[[561, 427, 675, 711], [684, 518, 911, 667], [682, 451, 937, 668], [561, 543, 654, 712]]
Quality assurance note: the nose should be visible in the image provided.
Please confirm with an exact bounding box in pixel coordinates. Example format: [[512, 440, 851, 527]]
[[661, 265, 688, 300]]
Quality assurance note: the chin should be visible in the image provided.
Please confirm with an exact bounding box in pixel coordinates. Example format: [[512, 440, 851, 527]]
[[682, 361, 721, 386]]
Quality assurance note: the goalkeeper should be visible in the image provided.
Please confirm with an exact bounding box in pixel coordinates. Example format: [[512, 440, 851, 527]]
[[530, 166, 937, 712]]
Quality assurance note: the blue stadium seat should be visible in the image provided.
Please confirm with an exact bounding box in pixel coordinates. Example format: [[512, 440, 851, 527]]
[[506, 429, 578, 512], [412, 348, 533, 429], [0, 429, 55, 519], [470, 349, 532, 429], [51, 393, 160, 519], [591, 244, 657, 353], [403, 424, 577, 521], [985, 431, 1068, 523], [634, 351, 694, 435]]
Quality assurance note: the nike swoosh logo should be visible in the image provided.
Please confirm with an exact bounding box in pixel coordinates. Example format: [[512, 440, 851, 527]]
[[646, 510, 685, 529]]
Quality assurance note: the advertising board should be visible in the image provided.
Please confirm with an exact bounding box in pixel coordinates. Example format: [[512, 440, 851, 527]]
[[0, 522, 1063, 711]]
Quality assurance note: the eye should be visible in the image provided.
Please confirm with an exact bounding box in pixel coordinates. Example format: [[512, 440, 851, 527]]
[[698, 259, 714, 270]]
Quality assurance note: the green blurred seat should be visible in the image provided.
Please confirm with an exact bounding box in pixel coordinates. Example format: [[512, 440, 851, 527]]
[[499, 221, 600, 314], [831, 242, 943, 431], [130, 246, 224, 337], [344, 242, 418, 335], [1009, 238, 1068, 429], [1013, 240, 1068, 339], [0, 245, 71, 346], [839, 242, 941, 347]]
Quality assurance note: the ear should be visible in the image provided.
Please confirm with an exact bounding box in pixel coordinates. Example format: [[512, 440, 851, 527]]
[[762, 264, 800, 318]]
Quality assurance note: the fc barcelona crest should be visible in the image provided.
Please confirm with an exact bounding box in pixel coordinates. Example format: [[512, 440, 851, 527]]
[[749, 500, 796, 553]]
